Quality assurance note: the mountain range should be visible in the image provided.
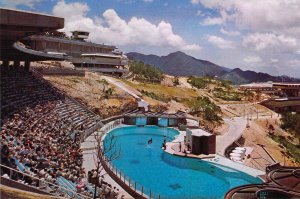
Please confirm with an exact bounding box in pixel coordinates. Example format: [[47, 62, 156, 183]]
[[126, 51, 299, 85]]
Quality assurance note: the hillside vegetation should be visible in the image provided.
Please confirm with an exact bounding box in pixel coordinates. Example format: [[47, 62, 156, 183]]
[[127, 51, 300, 84], [45, 72, 137, 118], [129, 60, 164, 83], [276, 112, 300, 163]]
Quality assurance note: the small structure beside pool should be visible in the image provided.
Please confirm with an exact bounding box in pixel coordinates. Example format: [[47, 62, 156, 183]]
[[186, 128, 216, 155], [123, 109, 187, 127]]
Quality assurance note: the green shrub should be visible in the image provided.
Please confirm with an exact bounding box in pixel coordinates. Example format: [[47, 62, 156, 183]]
[[281, 112, 300, 142], [213, 87, 241, 101], [139, 89, 171, 102], [269, 134, 300, 163], [129, 60, 164, 82], [188, 96, 222, 122], [187, 76, 211, 89]]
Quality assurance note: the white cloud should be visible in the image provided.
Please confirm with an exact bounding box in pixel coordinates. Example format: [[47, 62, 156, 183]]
[[195, 10, 205, 16], [143, 0, 153, 3], [242, 33, 297, 52], [196, 0, 300, 33], [243, 56, 262, 64], [207, 35, 234, 49], [201, 10, 227, 26], [191, 0, 201, 4], [220, 28, 240, 36], [270, 58, 279, 63], [289, 59, 300, 67], [52, 1, 201, 52], [1, 0, 41, 8]]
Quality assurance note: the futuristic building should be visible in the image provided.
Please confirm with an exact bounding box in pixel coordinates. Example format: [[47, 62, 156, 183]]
[[238, 81, 300, 112], [0, 8, 128, 76]]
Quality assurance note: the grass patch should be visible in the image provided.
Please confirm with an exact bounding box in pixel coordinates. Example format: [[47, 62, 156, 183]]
[[68, 78, 80, 83], [124, 80, 199, 99], [187, 76, 211, 89], [269, 134, 300, 163], [213, 87, 242, 101], [139, 89, 171, 102]]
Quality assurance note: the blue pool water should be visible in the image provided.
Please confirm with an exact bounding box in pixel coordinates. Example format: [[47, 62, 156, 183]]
[[104, 126, 262, 198]]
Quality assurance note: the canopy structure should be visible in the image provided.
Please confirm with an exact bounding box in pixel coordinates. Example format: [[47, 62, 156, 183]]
[[0, 8, 64, 61], [123, 109, 187, 127]]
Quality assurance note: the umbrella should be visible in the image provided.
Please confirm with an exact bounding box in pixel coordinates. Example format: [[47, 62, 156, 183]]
[[230, 153, 241, 157], [232, 149, 244, 154], [19, 149, 30, 155], [235, 147, 246, 151], [231, 156, 242, 161]]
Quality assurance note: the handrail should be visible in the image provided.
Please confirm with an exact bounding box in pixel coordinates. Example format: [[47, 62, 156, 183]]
[[98, 120, 162, 199], [0, 164, 91, 198]]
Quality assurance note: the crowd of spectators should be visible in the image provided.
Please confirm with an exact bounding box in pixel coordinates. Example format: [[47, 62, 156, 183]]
[[0, 67, 118, 198], [87, 170, 123, 199]]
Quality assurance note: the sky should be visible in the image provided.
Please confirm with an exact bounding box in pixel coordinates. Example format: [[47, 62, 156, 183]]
[[1, 0, 300, 77]]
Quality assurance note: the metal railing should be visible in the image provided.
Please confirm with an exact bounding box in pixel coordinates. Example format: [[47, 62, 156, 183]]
[[98, 119, 162, 199], [100, 118, 124, 134], [0, 164, 91, 199], [102, 156, 162, 199]]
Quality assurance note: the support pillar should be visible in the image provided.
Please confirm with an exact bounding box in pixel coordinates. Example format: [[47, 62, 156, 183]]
[[3, 60, 9, 70], [13, 61, 20, 69], [25, 61, 30, 71]]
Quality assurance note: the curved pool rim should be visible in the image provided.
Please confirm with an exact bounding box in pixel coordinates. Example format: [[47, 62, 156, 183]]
[[103, 125, 263, 198]]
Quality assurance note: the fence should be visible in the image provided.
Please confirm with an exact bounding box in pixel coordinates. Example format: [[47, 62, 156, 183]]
[[0, 164, 90, 199], [98, 119, 162, 199], [100, 118, 124, 134], [101, 155, 162, 199]]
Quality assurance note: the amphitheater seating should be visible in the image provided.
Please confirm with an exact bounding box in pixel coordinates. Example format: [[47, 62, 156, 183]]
[[1, 67, 102, 197], [57, 176, 77, 197]]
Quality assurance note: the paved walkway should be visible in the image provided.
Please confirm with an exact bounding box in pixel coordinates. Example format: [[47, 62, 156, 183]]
[[81, 130, 133, 199], [216, 117, 247, 155], [102, 76, 141, 99], [164, 129, 265, 177]]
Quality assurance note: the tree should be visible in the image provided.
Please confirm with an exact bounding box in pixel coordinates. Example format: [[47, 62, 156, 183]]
[[173, 76, 180, 86], [189, 97, 222, 123], [93, 130, 121, 199], [187, 76, 210, 89], [129, 60, 164, 82], [280, 112, 300, 145]]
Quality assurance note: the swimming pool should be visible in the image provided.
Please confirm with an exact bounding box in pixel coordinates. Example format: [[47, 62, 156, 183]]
[[104, 126, 262, 198]]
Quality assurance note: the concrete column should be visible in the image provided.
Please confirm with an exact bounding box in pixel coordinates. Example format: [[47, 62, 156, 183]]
[[13, 61, 20, 69], [3, 60, 9, 70], [25, 61, 30, 71]]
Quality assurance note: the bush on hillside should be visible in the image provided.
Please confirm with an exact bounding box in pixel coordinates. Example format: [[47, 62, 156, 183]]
[[213, 87, 241, 101], [187, 76, 211, 89], [281, 112, 300, 144], [129, 60, 164, 82], [139, 89, 171, 102], [189, 96, 222, 122]]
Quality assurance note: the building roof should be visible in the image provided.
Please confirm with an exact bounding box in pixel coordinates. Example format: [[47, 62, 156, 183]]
[[0, 8, 64, 61], [240, 82, 273, 88], [124, 109, 187, 119], [187, 128, 212, 137], [81, 53, 121, 58]]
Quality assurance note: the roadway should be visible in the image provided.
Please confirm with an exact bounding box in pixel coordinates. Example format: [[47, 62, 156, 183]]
[[216, 117, 247, 155]]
